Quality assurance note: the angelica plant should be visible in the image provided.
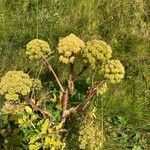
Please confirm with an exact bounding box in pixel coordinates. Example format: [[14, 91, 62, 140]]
[[101, 60, 125, 83], [58, 34, 85, 64], [0, 33, 125, 150], [78, 115, 105, 150], [83, 39, 112, 68], [0, 71, 32, 100], [26, 39, 51, 60]]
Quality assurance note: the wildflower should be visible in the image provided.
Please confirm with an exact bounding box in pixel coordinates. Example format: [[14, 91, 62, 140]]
[[57, 34, 85, 64], [101, 60, 125, 83], [26, 39, 51, 60]]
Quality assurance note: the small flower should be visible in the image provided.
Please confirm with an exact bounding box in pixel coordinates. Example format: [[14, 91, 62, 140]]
[[83, 39, 112, 67], [70, 56, 75, 63], [57, 34, 85, 64], [25, 106, 32, 114], [0, 71, 32, 101], [31, 78, 43, 91], [26, 39, 51, 60], [101, 60, 125, 83]]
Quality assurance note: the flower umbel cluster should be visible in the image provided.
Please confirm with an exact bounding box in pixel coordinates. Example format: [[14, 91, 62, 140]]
[[31, 78, 43, 91], [83, 40, 112, 67], [58, 34, 85, 64], [26, 39, 51, 60], [78, 120, 105, 150], [0, 71, 32, 100], [101, 60, 125, 83]]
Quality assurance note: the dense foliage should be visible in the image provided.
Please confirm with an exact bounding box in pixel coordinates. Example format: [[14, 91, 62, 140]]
[[0, 33, 125, 149]]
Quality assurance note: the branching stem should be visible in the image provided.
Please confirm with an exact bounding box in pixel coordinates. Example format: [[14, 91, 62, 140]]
[[68, 63, 74, 92], [28, 99, 50, 118], [42, 56, 64, 92], [62, 81, 105, 118]]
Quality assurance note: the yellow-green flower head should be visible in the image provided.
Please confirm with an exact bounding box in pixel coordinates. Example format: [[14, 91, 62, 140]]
[[0, 71, 32, 100], [101, 60, 125, 84], [57, 34, 85, 64], [25, 106, 33, 114], [31, 78, 43, 91], [78, 121, 105, 150], [83, 40, 112, 67], [97, 83, 107, 95], [26, 39, 51, 60]]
